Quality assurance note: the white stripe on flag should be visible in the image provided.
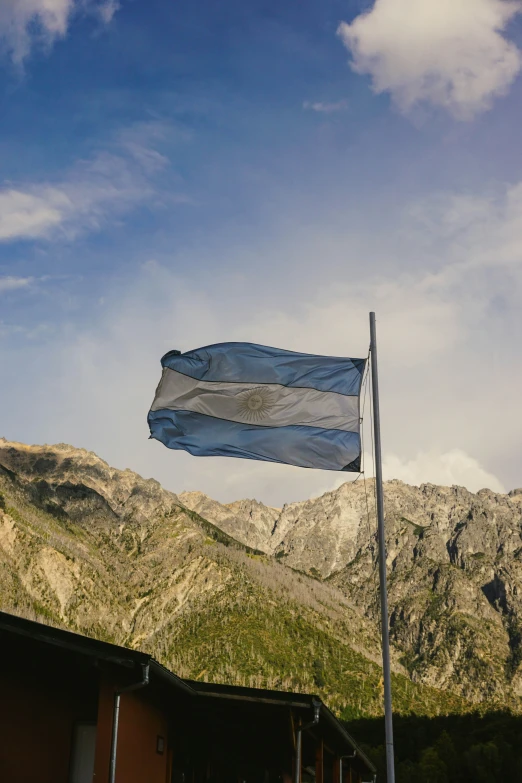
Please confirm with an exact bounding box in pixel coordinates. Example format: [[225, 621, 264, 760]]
[[151, 368, 360, 432]]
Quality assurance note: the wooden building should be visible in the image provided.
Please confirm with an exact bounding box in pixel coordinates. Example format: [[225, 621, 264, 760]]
[[0, 610, 376, 783]]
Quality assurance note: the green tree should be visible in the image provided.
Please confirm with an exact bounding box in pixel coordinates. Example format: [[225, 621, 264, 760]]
[[464, 742, 502, 782], [396, 760, 419, 783], [434, 731, 459, 782], [364, 744, 385, 781], [492, 735, 515, 779], [419, 747, 448, 783], [312, 658, 325, 688]]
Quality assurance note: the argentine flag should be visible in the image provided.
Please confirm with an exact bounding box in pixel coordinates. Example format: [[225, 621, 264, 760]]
[[148, 343, 365, 472]]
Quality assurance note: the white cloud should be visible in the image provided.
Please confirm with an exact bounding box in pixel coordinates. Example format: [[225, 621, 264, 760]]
[[0, 188, 71, 240], [0, 0, 118, 65], [303, 99, 348, 113], [310, 449, 506, 498], [0, 124, 175, 243], [0, 275, 33, 293], [337, 0, 522, 119], [380, 450, 506, 493]]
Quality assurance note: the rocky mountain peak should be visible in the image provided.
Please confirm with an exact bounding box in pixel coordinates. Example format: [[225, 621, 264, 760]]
[[178, 491, 278, 553], [0, 438, 179, 528], [1, 438, 522, 708]]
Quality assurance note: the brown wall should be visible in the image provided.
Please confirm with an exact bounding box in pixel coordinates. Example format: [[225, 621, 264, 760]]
[[93, 678, 169, 783], [0, 667, 92, 783], [0, 655, 170, 783]]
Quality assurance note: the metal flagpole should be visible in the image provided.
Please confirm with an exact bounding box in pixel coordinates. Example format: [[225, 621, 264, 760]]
[[369, 311, 395, 783]]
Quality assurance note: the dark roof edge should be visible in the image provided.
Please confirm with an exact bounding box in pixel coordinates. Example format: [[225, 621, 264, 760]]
[[0, 610, 145, 667], [0, 611, 195, 696], [150, 660, 195, 696], [185, 679, 317, 708], [186, 689, 313, 709]]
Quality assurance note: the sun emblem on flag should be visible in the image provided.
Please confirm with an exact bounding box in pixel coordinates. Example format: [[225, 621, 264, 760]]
[[237, 387, 274, 422]]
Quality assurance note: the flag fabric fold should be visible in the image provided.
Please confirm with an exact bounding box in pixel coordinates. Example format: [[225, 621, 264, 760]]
[[148, 342, 366, 471]]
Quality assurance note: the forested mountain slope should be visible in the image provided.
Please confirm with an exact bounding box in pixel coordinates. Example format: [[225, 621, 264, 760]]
[[1, 438, 520, 718]]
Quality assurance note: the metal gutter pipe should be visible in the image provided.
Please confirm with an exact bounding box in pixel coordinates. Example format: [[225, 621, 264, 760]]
[[109, 662, 150, 783], [293, 699, 321, 783], [339, 750, 356, 782], [319, 706, 376, 775]]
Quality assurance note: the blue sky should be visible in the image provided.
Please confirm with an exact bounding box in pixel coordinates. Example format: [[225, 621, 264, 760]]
[[1, 0, 522, 505]]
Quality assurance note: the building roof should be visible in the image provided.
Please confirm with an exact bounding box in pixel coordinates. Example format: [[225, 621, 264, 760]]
[[0, 609, 194, 695], [0, 610, 375, 775], [186, 679, 376, 774]]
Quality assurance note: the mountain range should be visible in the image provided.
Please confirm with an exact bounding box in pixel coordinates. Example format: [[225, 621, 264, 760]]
[[1, 438, 521, 719]]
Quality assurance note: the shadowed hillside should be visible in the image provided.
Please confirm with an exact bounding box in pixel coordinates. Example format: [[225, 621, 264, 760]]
[[345, 711, 522, 781]]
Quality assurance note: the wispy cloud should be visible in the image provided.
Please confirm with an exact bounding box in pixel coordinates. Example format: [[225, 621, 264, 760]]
[[95, 0, 119, 26], [338, 0, 522, 119], [0, 275, 33, 293], [0, 122, 185, 243], [303, 99, 348, 113], [0, 320, 55, 340], [0, 0, 119, 65]]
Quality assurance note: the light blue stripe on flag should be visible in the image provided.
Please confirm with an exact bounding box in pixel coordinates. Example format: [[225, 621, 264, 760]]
[[161, 342, 365, 396], [148, 409, 362, 472]]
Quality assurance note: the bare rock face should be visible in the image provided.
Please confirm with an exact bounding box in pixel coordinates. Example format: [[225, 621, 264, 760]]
[[178, 491, 278, 554], [174, 476, 522, 705], [270, 481, 373, 576], [326, 482, 522, 702]]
